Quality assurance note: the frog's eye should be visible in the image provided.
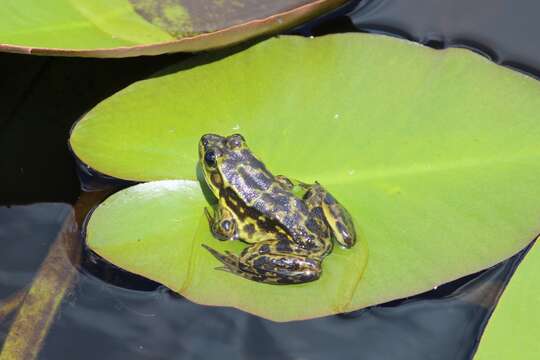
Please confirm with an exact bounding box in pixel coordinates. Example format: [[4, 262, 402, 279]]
[[204, 151, 217, 167], [228, 134, 245, 148]]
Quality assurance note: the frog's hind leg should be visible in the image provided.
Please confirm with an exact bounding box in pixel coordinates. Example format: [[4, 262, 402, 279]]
[[202, 244, 268, 283], [202, 240, 321, 285], [304, 183, 357, 248]]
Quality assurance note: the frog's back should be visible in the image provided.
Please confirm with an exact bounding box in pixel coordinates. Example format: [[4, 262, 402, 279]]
[[220, 149, 312, 232]]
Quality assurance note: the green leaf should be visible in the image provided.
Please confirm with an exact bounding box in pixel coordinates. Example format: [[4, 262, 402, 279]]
[[474, 240, 539, 359], [72, 34, 540, 321], [87, 180, 369, 321], [0, 0, 347, 57]]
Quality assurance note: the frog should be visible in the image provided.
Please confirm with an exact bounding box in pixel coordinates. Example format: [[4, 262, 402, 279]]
[[199, 133, 357, 285]]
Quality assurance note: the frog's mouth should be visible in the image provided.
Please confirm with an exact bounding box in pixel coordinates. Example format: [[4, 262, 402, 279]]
[[198, 161, 220, 198]]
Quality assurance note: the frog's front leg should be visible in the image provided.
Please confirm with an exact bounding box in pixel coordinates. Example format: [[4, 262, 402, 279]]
[[303, 183, 357, 248], [204, 198, 238, 241], [202, 240, 322, 284]]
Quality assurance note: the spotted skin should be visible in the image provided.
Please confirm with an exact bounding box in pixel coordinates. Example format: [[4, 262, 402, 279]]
[[303, 183, 357, 248], [198, 134, 357, 285]]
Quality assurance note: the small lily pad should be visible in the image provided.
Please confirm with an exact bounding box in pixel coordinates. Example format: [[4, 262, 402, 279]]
[[71, 34, 540, 321], [0, 0, 346, 57], [87, 180, 369, 321], [474, 240, 539, 359]]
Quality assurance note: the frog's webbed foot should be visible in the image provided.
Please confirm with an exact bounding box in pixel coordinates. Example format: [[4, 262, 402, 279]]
[[202, 244, 237, 269], [202, 244, 269, 282], [202, 241, 321, 285]]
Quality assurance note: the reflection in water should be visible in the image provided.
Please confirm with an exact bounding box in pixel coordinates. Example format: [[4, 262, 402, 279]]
[[0, 197, 527, 359], [0, 204, 72, 299], [0, 192, 110, 359], [41, 247, 527, 360], [0, 203, 73, 351], [349, 0, 540, 76]]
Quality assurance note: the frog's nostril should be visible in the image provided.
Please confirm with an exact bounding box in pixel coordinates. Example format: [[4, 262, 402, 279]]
[[201, 134, 211, 146], [227, 134, 245, 148]]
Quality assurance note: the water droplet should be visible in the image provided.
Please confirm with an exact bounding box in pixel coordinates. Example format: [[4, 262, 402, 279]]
[[348, 170, 356, 175], [232, 124, 240, 130], [334, 113, 340, 119]]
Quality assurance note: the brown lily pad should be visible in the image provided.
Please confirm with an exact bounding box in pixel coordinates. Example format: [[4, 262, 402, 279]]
[[0, 0, 348, 57]]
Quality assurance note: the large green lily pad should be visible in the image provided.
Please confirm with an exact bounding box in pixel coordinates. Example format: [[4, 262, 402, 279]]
[[0, 0, 346, 57], [474, 240, 539, 359], [71, 34, 540, 321]]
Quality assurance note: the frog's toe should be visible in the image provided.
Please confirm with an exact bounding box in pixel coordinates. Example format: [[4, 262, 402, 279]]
[[204, 207, 214, 223], [202, 244, 243, 273], [215, 266, 233, 273]]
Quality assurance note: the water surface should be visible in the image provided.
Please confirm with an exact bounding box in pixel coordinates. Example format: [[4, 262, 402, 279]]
[[1, 1, 538, 358]]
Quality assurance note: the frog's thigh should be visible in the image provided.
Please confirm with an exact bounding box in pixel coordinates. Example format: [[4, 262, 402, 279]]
[[305, 184, 357, 248], [240, 240, 322, 284]]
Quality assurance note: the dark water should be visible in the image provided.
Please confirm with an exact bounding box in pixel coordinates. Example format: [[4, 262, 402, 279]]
[[1, 1, 539, 359], [348, 0, 540, 77]]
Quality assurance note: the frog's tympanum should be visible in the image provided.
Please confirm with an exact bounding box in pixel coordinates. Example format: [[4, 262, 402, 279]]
[[199, 134, 357, 285]]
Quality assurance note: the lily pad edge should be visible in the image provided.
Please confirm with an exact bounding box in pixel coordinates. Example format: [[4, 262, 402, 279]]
[[0, 0, 348, 58]]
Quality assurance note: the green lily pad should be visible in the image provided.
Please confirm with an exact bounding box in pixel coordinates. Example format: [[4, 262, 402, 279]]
[[0, 0, 346, 57], [71, 34, 540, 321], [474, 240, 539, 359], [87, 180, 369, 321]]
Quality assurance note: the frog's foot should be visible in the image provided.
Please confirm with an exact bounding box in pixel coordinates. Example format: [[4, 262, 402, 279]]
[[202, 244, 268, 283], [202, 244, 238, 270], [204, 207, 215, 226], [203, 241, 322, 285]]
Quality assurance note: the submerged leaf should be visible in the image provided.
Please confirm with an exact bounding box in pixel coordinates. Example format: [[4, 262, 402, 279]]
[[72, 34, 540, 321], [0, 192, 107, 359], [0, 0, 346, 57]]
